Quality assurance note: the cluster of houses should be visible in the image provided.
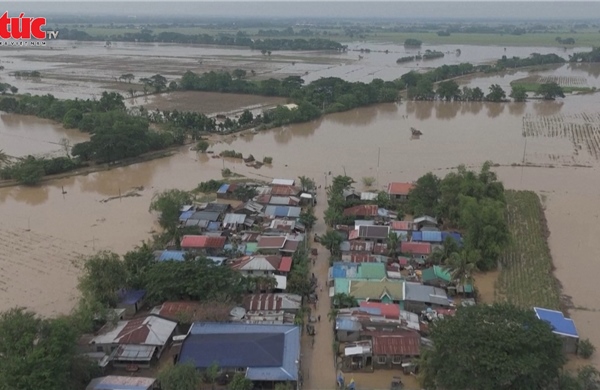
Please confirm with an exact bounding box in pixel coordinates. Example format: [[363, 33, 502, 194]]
[[80, 178, 314, 390], [327, 181, 581, 374]]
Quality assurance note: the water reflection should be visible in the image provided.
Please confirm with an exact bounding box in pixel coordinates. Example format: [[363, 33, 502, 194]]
[[327, 105, 380, 126], [533, 101, 564, 116], [567, 63, 600, 79], [486, 103, 505, 118], [3, 184, 50, 206], [406, 101, 433, 120], [77, 161, 163, 196], [274, 127, 293, 145], [435, 102, 460, 120], [460, 102, 483, 115], [508, 102, 526, 116]]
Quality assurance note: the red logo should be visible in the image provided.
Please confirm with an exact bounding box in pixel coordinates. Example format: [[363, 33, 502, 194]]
[[0, 12, 58, 40]]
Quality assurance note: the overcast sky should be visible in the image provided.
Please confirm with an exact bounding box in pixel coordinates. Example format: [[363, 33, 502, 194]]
[[4, 1, 600, 20]]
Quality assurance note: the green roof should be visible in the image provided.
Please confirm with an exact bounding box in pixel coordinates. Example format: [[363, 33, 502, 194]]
[[422, 266, 474, 291], [349, 279, 404, 301], [357, 263, 386, 280], [245, 243, 258, 254], [335, 278, 351, 295]]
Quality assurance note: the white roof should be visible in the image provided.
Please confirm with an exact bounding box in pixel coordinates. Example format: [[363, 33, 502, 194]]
[[90, 315, 177, 346], [272, 179, 295, 186], [283, 104, 299, 110], [300, 193, 313, 199], [223, 213, 247, 225], [274, 275, 287, 290], [361, 192, 378, 201], [240, 256, 278, 271]]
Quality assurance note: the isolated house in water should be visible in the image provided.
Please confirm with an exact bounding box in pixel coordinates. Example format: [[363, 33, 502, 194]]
[[534, 307, 579, 354]]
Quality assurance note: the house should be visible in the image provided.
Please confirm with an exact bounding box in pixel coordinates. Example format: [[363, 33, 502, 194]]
[[343, 189, 361, 201], [178, 323, 301, 386], [222, 213, 247, 230], [87, 315, 177, 368], [86, 376, 157, 390], [387, 182, 415, 201], [343, 205, 379, 218], [228, 255, 284, 276], [365, 329, 421, 368], [348, 279, 405, 304], [403, 282, 450, 313], [329, 262, 387, 283], [336, 317, 363, 342], [390, 221, 415, 231], [264, 205, 302, 218], [181, 235, 226, 254], [243, 293, 302, 313], [413, 216, 438, 229], [400, 241, 431, 260], [534, 307, 579, 354], [268, 219, 296, 233], [357, 225, 390, 242], [268, 196, 301, 206], [117, 289, 146, 318], [420, 265, 474, 294], [271, 185, 301, 197], [235, 201, 264, 215], [157, 250, 186, 261], [271, 178, 295, 186], [360, 192, 378, 201], [411, 230, 443, 244], [359, 302, 400, 320], [257, 236, 287, 254]]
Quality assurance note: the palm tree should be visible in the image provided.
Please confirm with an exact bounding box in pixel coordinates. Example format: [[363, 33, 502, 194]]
[[320, 230, 343, 256], [386, 232, 399, 258], [431, 236, 460, 265], [443, 249, 480, 288], [327, 307, 340, 322], [298, 176, 315, 192], [332, 293, 358, 309]]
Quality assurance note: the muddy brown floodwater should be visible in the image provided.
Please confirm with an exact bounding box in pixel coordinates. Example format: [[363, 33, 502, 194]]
[[2, 49, 600, 380]]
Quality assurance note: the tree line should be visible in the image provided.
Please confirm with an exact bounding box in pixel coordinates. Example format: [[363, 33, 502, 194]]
[[57, 28, 346, 51]]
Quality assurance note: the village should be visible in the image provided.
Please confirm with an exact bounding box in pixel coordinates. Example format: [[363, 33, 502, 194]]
[[77, 174, 582, 390]]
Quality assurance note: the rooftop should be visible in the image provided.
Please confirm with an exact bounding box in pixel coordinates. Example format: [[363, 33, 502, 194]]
[[401, 241, 432, 256], [229, 255, 282, 272], [365, 330, 421, 356], [358, 225, 390, 239], [179, 322, 300, 381], [181, 235, 226, 249], [243, 293, 302, 312], [359, 301, 400, 319], [534, 307, 579, 338], [118, 289, 146, 305], [159, 250, 186, 262], [271, 179, 295, 186], [90, 315, 177, 346], [343, 204, 379, 217], [86, 376, 156, 390], [349, 279, 404, 301], [404, 282, 450, 306], [257, 236, 286, 249], [387, 182, 415, 196], [390, 221, 414, 231]]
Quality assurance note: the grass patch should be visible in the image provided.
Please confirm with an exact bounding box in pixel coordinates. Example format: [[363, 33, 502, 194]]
[[511, 81, 593, 94], [495, 190, 561, 310]]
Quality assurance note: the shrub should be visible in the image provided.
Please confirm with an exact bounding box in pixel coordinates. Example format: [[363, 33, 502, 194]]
[[222, 168, 232, 177], [263, 156, 273, 164], [579, 339, 596, 359]]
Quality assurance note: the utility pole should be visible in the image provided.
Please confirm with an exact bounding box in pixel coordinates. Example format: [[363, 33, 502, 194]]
[[119, 187, 122, 202], [376, 147, 381, 188]]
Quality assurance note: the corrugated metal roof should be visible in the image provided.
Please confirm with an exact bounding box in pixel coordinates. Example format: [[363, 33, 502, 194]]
[[271, 179, 295, 186], [181, 235, 226, 249], [91, 316, 177, 346], [264, 205, 302, 218], [421, 230, 443, 243], [181, 323, 300, 381], [412, 231, 423, 241], [400, 241, 431, 255], [279, 257, 293, 272], [86, 376, 156, 390], [217, 184, 230, 194], [387, 182, 415, 196], [367, 330, 421, 356], [223, 213, 247, 225], [357, 263, 387, 279], [179, 211, 194, 221], [404, 282, 449, 306], [336, 317, 362, 331], [243, 294, 302, 311], [534, 307, 579, 338], [191, 211, 221, 222], [159, 250, 186, 262], [360, 192, 378, 201]]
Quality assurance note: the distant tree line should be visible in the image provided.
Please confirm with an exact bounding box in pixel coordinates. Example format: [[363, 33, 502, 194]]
[[57, 28, 346, 51], [570, 47, 600, 63]]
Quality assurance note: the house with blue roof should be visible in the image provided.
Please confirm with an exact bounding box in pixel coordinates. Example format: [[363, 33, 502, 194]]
[[534, 307, 579, 354], [116, 289, 146, 317], [178, 322, 301, 387]]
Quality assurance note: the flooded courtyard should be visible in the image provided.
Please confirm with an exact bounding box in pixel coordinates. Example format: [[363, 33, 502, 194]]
[[1, 41, 600, 386]]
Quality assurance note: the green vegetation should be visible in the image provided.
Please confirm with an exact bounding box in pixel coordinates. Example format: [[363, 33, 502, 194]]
[[299, 206, 317, 230], [220, 150, 244, 159], [496, 190, 561, 309], [0, 82, 18, 94], [0, 308, 100, 390], [570, 47, 600, 63], [195, 140, 210, 152], [404, 38, 422, 47], [195, 179, 225, 193], [510, 85, 528, 102], [510, 81, 591, 95], [421, 49, 445, 60], [222, 168, 233, 177], [157, 363, 201, 390], [419, 303, 565, 390], [228, 373, 254, 390], [13, 70, 41, 78], [0, 156, 81, 185], [149, 189, 193, 233], [496, 53, 566, 69], [396, 56, 415, 64], [286, 244, 313, 297], [262, 156, 273, 164], [579, 339, 596, 359]]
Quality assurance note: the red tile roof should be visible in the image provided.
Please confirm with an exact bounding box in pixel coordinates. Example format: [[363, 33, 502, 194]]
[[391, 221, 414, 231], [366, 330, 421, 356], [279, 256, 293, 272], [181, 235, 226, 249], [387, 182, 415, 196], [257, 236, 286, 249], [401, 241, 431, 255], [360, 302, 400, 319], [256, 194, 271, 204], [116, 317, 151, 344], [343, 204, 378, 217]]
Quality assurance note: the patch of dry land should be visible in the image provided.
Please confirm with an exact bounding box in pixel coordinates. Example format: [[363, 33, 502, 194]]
[[0, 223, 91, 317], [143, 91, 287, 114]]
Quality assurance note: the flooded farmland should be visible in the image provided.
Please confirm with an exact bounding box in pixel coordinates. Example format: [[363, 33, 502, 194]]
[[2, 41, 600, 383]]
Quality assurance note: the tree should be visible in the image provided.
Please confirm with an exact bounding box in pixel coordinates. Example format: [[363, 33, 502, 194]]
[[0, 149, 10, 167], [238, 109, 253, 125], [536, 82, 565, 100], [436, 80, 461, 101], [205, 361, 220, 390], [320, 230, 343, 256], [0, 308, 97, 390], [430, 236, 460, 265], [149, 189, 193, 233], [59, 138, 72, 158], [510, 85, 528, 102], [298, 175, 316, 192], [119, 73, 135, 83], [299, 207, 317, 230], [579, 339, 596, 359], [150, 74, 168, 93], [486, 84, 506, 102], [443, 248, 480, 287], [9, 86, 17, 94], [229, 373, 253, 390], [232, 69, 247, 80], [123, 243, 155, 289], [386, 232, 399, 257], [233, 186, 258, 202], [408, 172, 440, 216], [362, 176, 375, 188], [168, 81, 178, 91], [196, 140, 209, 152], [420, 303, 565, 390], [328, 307, 339, 322], [332, 293, 358, 308], [77, 251, 128, 307], [157, 363, 201, 390]]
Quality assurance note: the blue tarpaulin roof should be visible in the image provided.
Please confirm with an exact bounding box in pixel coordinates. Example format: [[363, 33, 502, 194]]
[[331, 262, 359, 279], [441, 232, 463, 245], [412, 231, 423, 241], [159, 250, 186, 261], [534, 307, 579, 338], [118, 289, 146, 305], [335, 318, 362, 331], [179, 211, 194, 222], [207, 221, 221, 231], [421, 230, 443, 243], [179, 323, 300, 381], [217, 184, 230, 194]]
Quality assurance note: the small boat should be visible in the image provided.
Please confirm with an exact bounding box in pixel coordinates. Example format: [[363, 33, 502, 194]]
[[411, 127, 423, 136]]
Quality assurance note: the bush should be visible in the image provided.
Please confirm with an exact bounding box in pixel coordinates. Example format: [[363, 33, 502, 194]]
[[579, 339, 596, 359], [220, 150, 243, 159], [222, 168, 232, 177], [195, 180, 225, 193], [263, 156, 273, 164], [196, 140, 209, 152], [362, 176, 375, 187]]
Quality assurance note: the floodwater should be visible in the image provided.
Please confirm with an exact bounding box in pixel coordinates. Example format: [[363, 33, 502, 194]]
[[1, 40, 596, 99], [0, 113, 89, 158]]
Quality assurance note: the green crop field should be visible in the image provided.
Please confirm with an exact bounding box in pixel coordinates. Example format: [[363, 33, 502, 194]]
[[496, 190, 561, 310]]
